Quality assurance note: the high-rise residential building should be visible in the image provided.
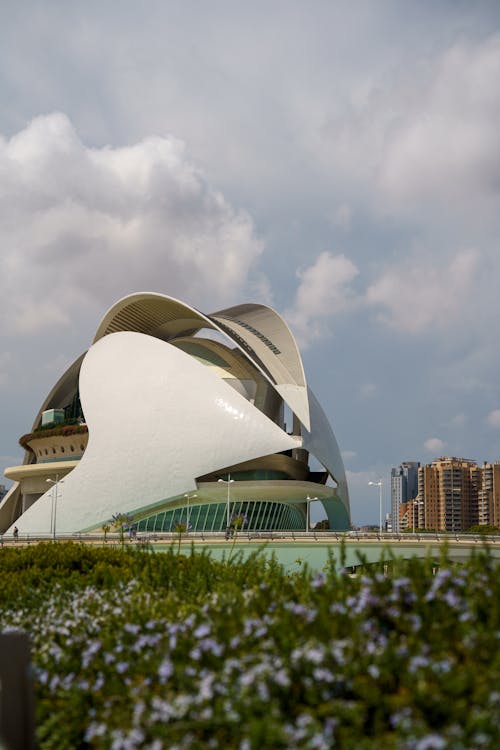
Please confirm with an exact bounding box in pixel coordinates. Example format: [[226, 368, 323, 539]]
[[393, 456, 500, 533], [478, 462, 500, 528], [417, 457, 479, 532], [391, 462, 419, 532]]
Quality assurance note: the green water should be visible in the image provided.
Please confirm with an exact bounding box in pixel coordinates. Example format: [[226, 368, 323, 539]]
[[152, 540, 487, 572]]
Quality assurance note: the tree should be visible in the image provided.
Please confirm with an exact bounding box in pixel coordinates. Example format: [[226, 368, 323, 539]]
[[111, 513, 134, 547], [226, 514, 248, 564], [173, 519, 192, 553], [468, 525, 500, 535], [315, 519, 330, 531]]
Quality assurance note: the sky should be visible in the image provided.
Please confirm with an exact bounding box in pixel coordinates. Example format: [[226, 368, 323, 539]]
[[1, 0, 500, 526]]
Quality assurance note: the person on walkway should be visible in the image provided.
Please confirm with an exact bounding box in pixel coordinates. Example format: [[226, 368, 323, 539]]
[[13, 526, 18, 540]]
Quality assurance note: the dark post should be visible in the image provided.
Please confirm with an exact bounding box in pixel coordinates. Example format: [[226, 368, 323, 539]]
[[0, 633, 36, 750]]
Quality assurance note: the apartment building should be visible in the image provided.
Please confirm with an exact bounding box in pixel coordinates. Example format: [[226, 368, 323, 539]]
[[416, 457, 479, 532], [392, 456, 500, 533], [478, 462, 500, 528], [391, 461, 419, 533]]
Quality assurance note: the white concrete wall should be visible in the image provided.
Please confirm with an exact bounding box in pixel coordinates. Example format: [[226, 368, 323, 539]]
[[11, 332, 299, 533]]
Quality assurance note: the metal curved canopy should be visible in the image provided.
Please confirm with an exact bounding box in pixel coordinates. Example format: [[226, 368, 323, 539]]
[[94, 293, 311, 430]]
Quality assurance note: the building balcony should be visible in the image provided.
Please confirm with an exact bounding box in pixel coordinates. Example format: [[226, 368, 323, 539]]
[[19, 424, 88, 464]]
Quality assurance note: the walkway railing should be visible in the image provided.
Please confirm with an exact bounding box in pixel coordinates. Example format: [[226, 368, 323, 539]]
[[1, 530, 499, 546]]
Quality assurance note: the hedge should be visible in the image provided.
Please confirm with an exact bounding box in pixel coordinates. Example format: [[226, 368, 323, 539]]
[[1, 542, 499, 749]]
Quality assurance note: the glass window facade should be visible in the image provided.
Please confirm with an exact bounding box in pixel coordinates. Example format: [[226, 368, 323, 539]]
[[136, 500, 305, 532]]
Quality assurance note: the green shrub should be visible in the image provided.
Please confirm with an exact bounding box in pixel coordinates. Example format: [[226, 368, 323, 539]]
[[1, 543, 500, 748]]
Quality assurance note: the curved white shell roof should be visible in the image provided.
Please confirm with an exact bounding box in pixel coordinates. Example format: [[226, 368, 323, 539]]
[[94, 292, 311, 431]]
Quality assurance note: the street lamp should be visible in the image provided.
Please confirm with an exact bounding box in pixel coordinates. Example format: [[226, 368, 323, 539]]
[[305, 495, 318, 533], [368, 480, 383, 535], [183, 492, 197, 530], [217, 474, 234, 529], [46, 476, 64, 541]]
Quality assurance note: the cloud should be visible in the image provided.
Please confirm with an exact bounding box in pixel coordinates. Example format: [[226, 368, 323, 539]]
[[285, 251, 359, 347], [0, 113, 264, 336], [248, 273, 274, 307], [378, 35, 500, 217], [486, 409, 500, 428], [0, 456, 18, 473], [366, 249, 480, 333], [302, 33, 500, 227], [346, 468, 391, 526], [327, 203, 352, 230], [424, 437, 446, 453], [0, 352, 12, 387], [359, 383, 376, 399], [341, 450, 357, 462], [347, 469, 379, 494]]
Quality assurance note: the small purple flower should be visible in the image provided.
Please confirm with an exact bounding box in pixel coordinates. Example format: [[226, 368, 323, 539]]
[[194, 624, 211, 639], [415, 734, 446, 750], [158, 658, 173, 683]]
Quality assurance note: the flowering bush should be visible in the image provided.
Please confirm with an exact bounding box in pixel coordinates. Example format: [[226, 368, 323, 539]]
[[1, 543, 500, 748]]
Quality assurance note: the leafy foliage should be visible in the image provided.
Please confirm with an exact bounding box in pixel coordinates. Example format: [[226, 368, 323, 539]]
[[111, 513, 134, 546], [468, 525, 500, 535], [1, 543, 500, 748], [19, 422, 88, 450]]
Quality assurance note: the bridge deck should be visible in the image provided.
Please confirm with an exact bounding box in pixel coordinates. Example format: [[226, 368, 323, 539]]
[[2, 531, 499, 571]]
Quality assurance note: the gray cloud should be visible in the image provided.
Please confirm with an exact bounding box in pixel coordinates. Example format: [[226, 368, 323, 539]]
[[0, 113, 264, 336], [366, 249, 481, 333], [285, 252, 359, 347], [424, 437, 446, 454], [486, 410, 500, 428], [377, 36, 500, 219]]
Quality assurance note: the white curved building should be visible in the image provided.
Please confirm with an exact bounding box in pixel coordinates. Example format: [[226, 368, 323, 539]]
[[0, 294, 350, 534]]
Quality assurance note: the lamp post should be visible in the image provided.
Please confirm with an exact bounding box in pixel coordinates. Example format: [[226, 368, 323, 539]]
[[217, 474, 234, 529], [46, 476, 63, 541], [305, 495, 318, 533], [183, 492, 197, 530], [368, 480, 383, 535]]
